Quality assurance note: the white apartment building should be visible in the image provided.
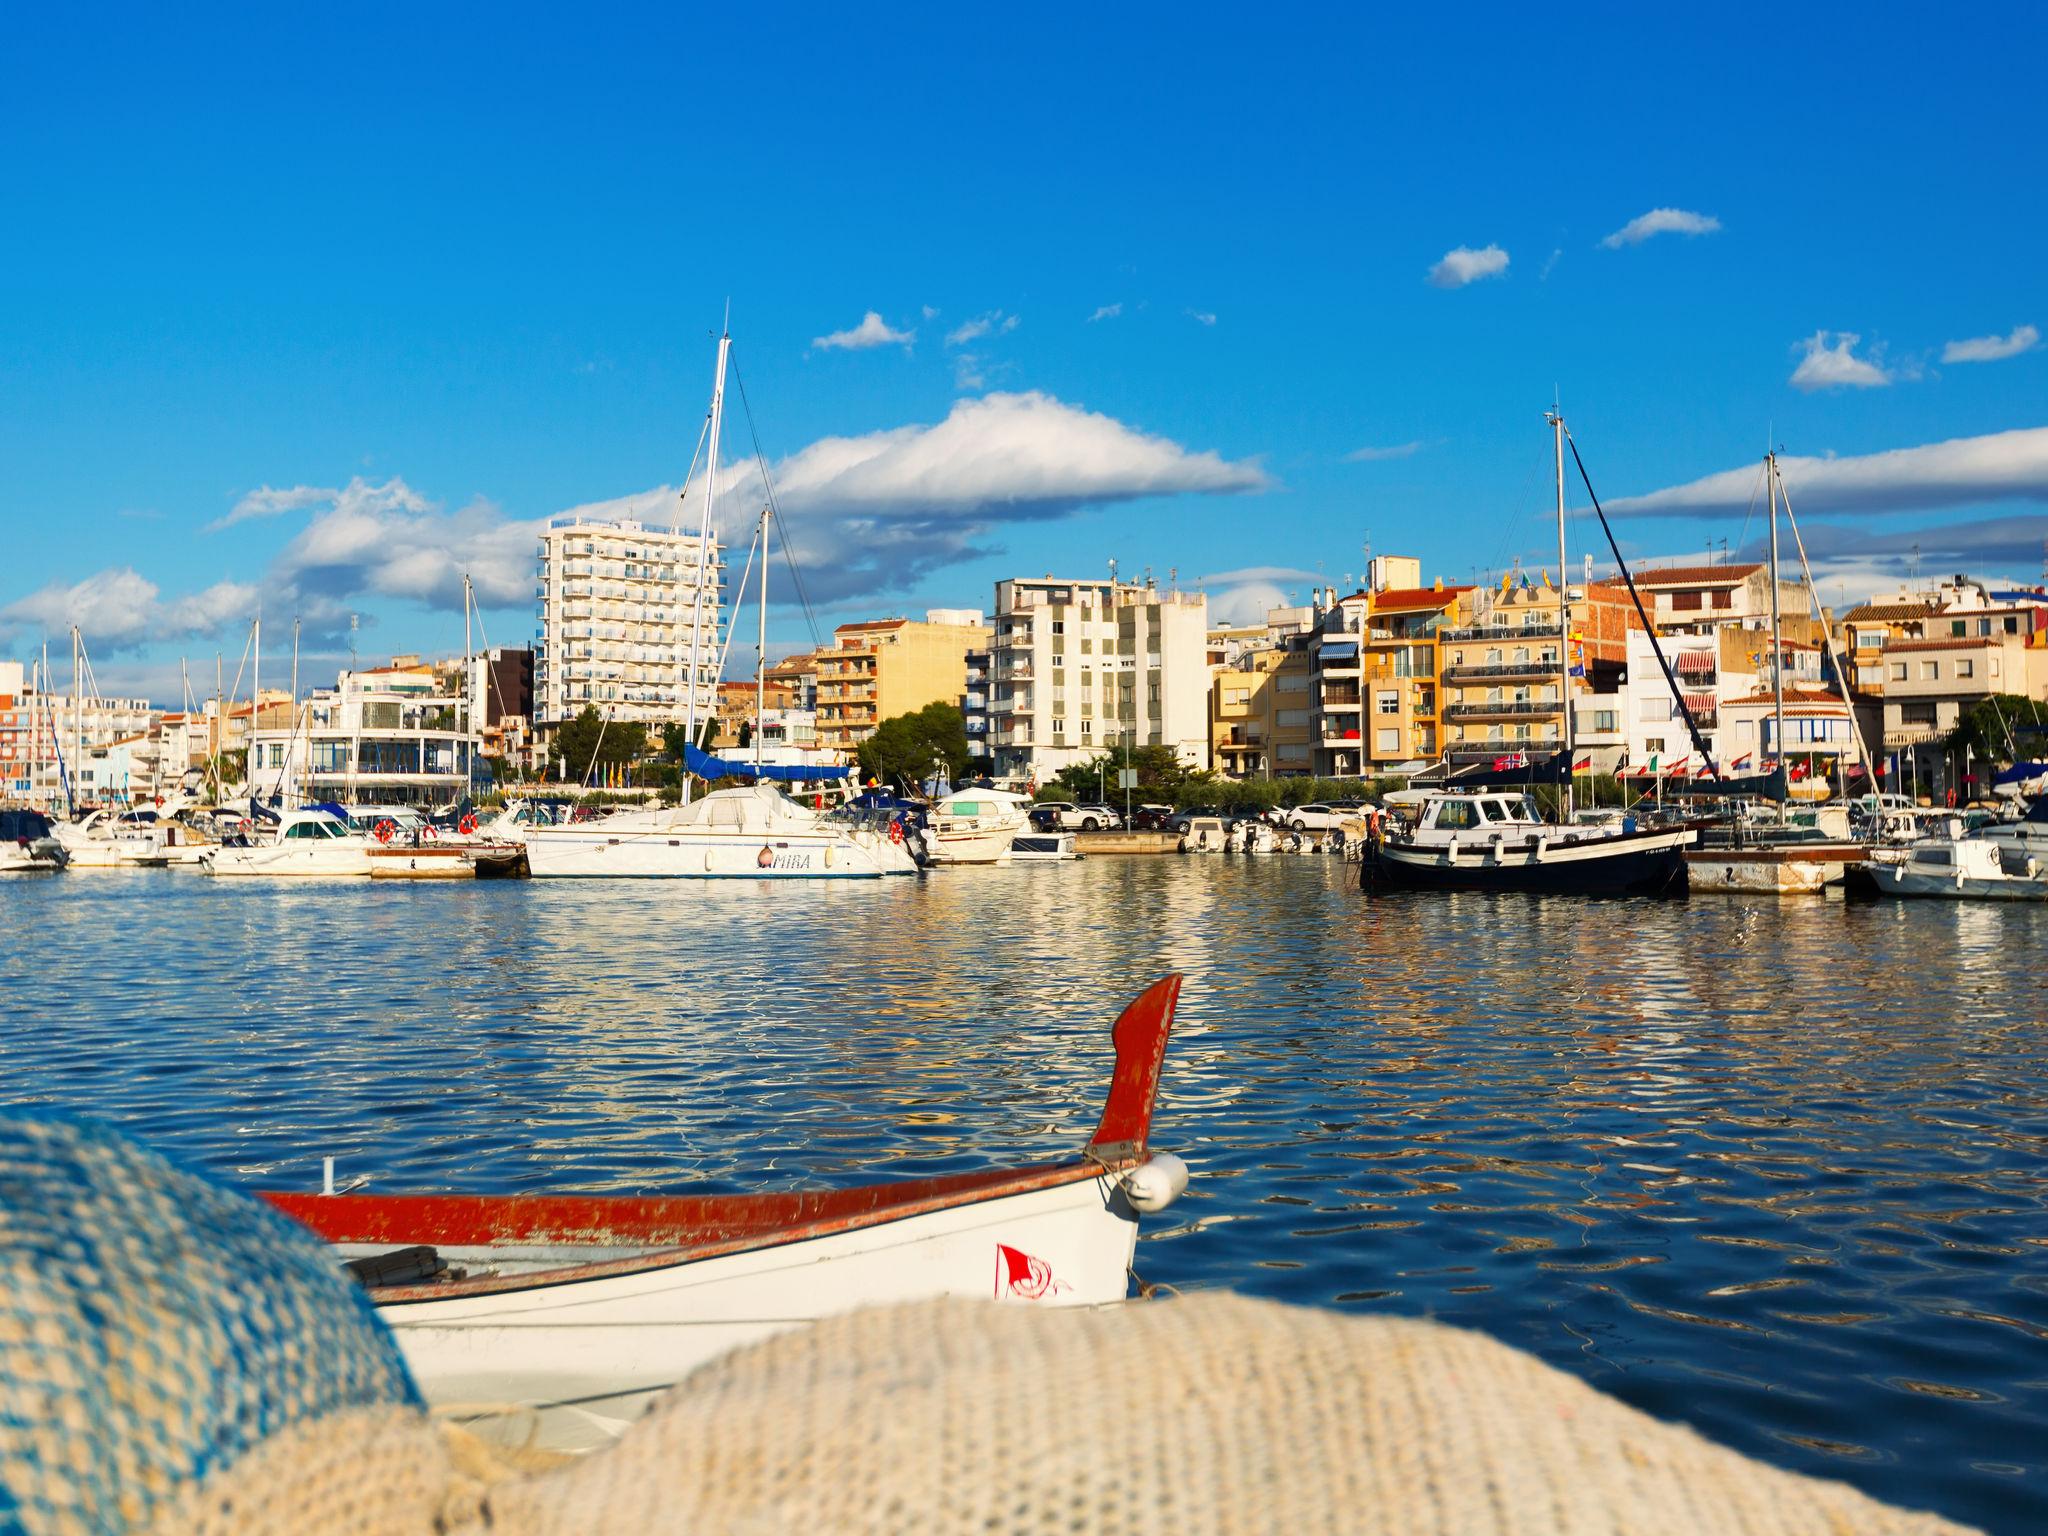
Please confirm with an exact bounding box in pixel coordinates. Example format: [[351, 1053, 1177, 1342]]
[[987, 576, 1210, 782], [0, 660, 161, 808], [534, 516, 722, 730]]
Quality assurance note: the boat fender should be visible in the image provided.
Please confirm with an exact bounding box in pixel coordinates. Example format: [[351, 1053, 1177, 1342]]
[[758, 844, 775, 868], [1121, 1152, 1190, 1214]]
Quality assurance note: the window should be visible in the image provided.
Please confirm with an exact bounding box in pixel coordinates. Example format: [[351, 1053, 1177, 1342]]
[[1646, 736, 1666, 755], [1376, 727, 1400, 752], [1376, 690, 1399, 714], [1951, 620, 1967, 638], [1890, 663, 1907, 681], [1900, 702, 1937, 726], [1591, 709, 1618, 733], [1957, 658, 1975, 679], [1920, 660, 1939, 681], [1276, 708, 1310, 727], [1712, 590, 1733, 610], [1479, 800, 1509, 822], [1671, 591, 1703, 611], [1639, 696, 1671, 722], [1050, 620, 1064, 636], [1436, 800, 1479, 831], [1855, 630, 1881, 649], [1991, 657, 2002, 677], [1224, 688, 1249, 707]]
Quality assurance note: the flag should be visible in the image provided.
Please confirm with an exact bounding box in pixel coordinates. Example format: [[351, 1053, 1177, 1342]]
[[1499, 571, 1513, 595], [1542, 569, 1555, 590], [1573, 756, 1592, 772], [1668, 756, 1689, 775], [1730, 752, 1751, 769]]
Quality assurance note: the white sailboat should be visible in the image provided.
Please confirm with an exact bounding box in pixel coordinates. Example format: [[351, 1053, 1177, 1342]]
[[525, 323, 912, 880]]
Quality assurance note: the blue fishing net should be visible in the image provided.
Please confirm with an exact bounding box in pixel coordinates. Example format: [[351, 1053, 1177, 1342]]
[[0, 1115, 418, 1536]]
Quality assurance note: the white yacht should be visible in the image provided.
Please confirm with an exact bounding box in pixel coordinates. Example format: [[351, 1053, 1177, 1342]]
[[523, 784, 916, 879], [0, 810, 69, 872], [924, 788, 1032, 865], [48, 808, 172, 869], [199, 808, 375, 878], [1008, 830, 1080, 860]]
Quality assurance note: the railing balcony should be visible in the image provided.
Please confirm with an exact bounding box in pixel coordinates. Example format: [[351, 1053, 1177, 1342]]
[[1442, 622, 1563, 643], [1441, 660, 1560, 682], [1444, 701, 1560, 720]]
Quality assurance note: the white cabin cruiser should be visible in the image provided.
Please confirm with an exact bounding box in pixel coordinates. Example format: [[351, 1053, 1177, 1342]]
[[0, 810, 69, 872], [523, 783, 916, 879], [1869, 835, 2047, 901], [199, 808, 375, 878], [924, 788, 1032, 865], [1009, 830, 1080, 860], [48, 808, 172, 868]]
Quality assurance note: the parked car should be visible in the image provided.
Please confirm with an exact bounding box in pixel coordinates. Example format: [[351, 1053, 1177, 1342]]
[[1029, 801, 1076, 830], [1071, 803, 1124, 831], [1129, 803, 1177, 831], [1283, 802, 1346, 832]]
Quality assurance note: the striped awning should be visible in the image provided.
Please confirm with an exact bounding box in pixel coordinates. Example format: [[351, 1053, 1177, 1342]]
[[1674, 651, 1715, 676], [1681, 692, 1717, 714]]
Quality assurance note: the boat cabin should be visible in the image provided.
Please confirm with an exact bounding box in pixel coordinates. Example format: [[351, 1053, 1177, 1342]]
[[1414, 792, 1544, 837]]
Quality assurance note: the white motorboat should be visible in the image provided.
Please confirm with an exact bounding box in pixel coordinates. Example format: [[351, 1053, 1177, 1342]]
[[523, 783, 916, 879], [1009, 830, 1080, 860], [0, 810, 69, 872], [924, 788, 1032, 865], [1179, 816, 1232, 853], [48, 808, 172, 869], [1237, 820, 1277, 854], [199, 808, 376, 878], [1868, 836, 2047, 901], [267, 976, 1191, 1452]]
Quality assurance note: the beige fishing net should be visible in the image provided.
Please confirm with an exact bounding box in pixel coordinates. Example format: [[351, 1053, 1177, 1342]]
[[143, 1293, 1971, 1536], [0, 1115, 1975, 1535]]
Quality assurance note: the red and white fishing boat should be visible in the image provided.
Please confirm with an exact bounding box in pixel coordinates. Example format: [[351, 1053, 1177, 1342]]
[[266, 976, 1190, 1449]]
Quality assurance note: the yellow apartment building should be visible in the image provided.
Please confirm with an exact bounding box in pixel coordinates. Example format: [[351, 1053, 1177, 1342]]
[[1209, 644, 1314, 776], [813, 611, 989, 756]]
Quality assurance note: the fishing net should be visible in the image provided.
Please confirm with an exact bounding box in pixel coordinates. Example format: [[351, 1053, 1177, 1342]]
[[0, 1115, 421, 1536], [0, 1112, 1976, 1535]]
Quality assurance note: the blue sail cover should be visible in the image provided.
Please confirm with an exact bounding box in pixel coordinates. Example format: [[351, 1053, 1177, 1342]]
[[684, 743, 849, 783]]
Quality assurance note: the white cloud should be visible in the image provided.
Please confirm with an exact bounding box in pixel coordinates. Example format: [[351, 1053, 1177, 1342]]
[[1943, 324, 2039, 365], [1345, 441, 1423, 463], [7, 396, 1269, 652], [920, 305, 939, 320], [559, 391, 1270, 602], [945, 310, 1019, 347], [1606, 426, 2048, 520], [208, 483, 333, 532], [1198, 565, 1321, 587], [1600, 208, 1722, 249], [1205, 581, 1290, 625], [1539, 248, 1563, 281], [1427, 245, 1509, 288], [1789, 330, 1892, 392], [1185, 309, 1218, 326], [810, 311, 915, 351], [1088, 303, 1123, 323]]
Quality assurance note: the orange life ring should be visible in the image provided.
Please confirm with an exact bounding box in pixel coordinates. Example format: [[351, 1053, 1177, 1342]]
[[888, 820, 905, 845], [373, 819, 396, 844], [458, 813, 478, 836]]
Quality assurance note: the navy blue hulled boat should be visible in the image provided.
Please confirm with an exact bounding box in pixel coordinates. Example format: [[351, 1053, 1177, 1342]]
[[1364, 790, 1693, 897]]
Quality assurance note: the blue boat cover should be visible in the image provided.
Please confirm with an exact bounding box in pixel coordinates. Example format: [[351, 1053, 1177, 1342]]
[[685, 743, 849, 782]]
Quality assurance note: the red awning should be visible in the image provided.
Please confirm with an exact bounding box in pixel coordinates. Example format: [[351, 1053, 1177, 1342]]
[[1681, 692, 1717, 713]]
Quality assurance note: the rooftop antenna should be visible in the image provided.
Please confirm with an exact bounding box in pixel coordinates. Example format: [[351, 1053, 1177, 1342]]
[[1168, 565, 1178, 594]]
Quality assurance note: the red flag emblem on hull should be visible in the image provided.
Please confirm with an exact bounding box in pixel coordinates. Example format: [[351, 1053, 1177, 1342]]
[[994, 1243, 1070, 1300]]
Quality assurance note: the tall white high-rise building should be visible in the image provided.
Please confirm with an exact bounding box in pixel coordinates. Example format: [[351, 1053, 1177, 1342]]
[[534, 516, 723, 729], [986, 575, 1209, 783]]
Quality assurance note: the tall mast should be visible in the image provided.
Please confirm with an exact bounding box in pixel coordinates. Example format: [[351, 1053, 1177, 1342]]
[[289, 617, 300, 804], [683, 322, 731, 805], [1767, 452, 1786, 796], [71, 625, 82, 817], [252, 615, 261, 808], [755, 503, 769, 771], [214, 652, 223, 803], [464, 573, 476, 799], [1548, 408, 1573, 819]]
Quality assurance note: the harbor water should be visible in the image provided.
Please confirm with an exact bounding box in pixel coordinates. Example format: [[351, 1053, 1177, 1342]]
[[4, 860, 2046, 1532]]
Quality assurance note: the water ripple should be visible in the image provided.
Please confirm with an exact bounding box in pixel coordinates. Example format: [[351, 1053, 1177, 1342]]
[[4, 862, 2047, 1530]]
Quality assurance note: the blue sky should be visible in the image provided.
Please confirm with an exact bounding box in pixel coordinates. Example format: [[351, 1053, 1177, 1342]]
[[4, 5, 2045, 702]]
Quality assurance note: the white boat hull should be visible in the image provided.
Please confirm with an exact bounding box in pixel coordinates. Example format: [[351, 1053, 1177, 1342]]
[[364, 1173, 1136, 1448], [925, 819, 1025, 865], [1881, 868, 2048, 901], [200, 843, 376, 877], [524, 824, 909, 878], [51, 838, 170, 869]]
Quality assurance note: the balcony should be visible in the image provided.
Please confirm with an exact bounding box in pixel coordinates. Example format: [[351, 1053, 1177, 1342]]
[[1320, 687, 1362, 707], [1444, 700, 1560, 721], [1441, 659, 1560, 683], [1442, 622, 1563, 643]]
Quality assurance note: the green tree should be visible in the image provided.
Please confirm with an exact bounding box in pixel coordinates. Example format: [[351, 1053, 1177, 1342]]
[[554, 705, 648, 784], [856, 701, 972, 790], [660, 722, 693, 762], [1947, 693, 2048, 763]]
